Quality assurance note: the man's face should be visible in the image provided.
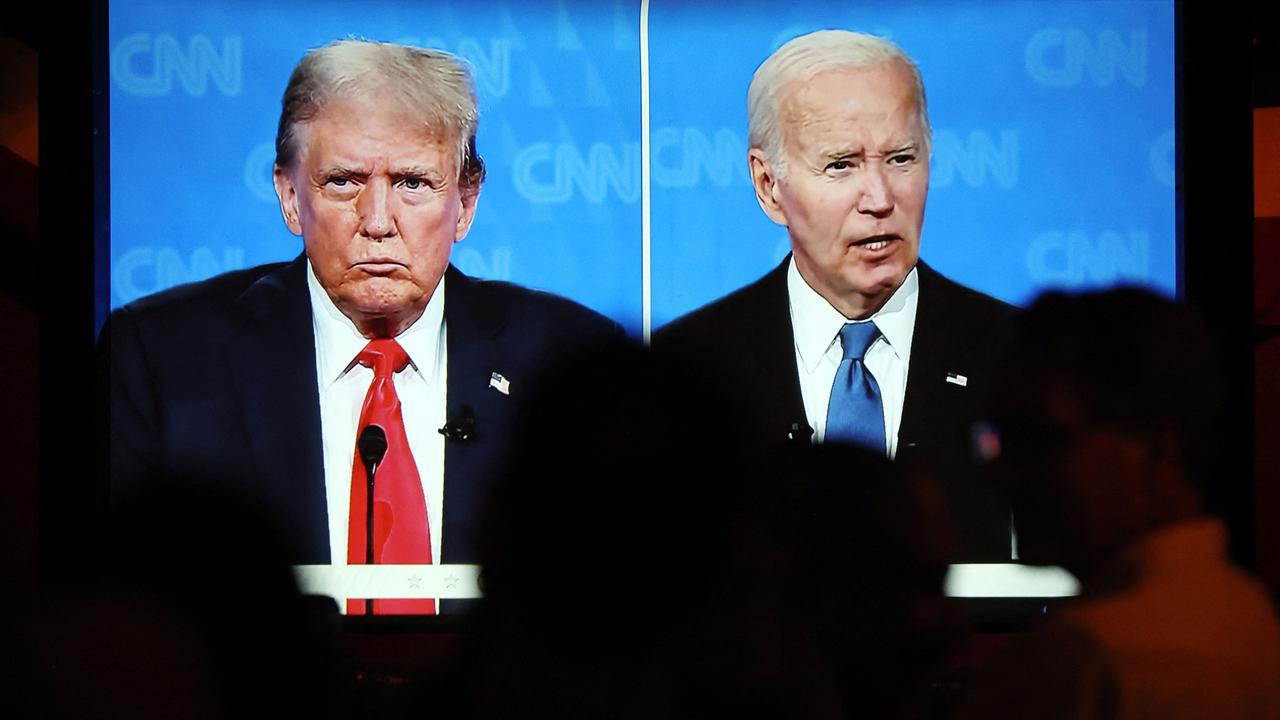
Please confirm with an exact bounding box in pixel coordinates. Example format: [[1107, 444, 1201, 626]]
[[752, 60, 929, 319], [274, 96, 477, 337]]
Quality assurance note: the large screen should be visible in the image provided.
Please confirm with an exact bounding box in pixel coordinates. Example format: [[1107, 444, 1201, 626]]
[[103, 0, 1176, 605]]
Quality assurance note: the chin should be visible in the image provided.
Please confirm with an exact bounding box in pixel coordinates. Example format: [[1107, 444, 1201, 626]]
[[851, 268, 907, 297], [351, 284, 423, 315]]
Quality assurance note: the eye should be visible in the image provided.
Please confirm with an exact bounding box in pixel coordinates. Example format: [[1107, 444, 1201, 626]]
[[325, 176, 355, 189], [826, 159, 853, 172], [401, 177, 424, 190], [888, 153, 916, 167]]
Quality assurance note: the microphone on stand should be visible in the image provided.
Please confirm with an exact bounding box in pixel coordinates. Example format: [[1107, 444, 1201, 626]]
[[357, 424, 387, 615]]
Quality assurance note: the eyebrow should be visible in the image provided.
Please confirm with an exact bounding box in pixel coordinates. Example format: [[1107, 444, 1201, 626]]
[[393, 166, 446, 180], [885, 142, 921, 155], [820, 141, 921, 160], [313, 164, 367, 180], [312, 164, 447, 182], [821, 147, 863, 161]]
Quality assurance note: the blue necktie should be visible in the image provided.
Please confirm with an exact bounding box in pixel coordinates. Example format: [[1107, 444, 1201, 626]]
[[825, 322, 886, 453]]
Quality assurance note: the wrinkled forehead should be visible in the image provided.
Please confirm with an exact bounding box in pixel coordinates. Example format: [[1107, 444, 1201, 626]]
[[777, 60, 924, 147], [290, 92, 461, 165]]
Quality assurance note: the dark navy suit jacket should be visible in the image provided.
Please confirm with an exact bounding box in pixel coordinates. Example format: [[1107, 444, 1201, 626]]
[[654, 258, 1017, 561], [104, 255, 621, 567]]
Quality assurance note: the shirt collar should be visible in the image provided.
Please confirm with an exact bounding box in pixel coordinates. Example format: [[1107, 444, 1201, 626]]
[[307, 259, 445, 388], [787, 256, 919, 372]]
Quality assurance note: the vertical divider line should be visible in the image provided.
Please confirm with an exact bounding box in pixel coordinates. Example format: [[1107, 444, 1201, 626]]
[[640, 0, 652, 345]]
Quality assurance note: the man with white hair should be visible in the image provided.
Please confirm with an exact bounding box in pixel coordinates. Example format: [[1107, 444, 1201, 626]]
[[104, 39, 620, 612], [656, 30, 1016, 560]]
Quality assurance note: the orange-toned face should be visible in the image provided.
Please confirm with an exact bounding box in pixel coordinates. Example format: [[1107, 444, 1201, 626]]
[[274, 96, 477, 337], [751, 60, 929, 319]]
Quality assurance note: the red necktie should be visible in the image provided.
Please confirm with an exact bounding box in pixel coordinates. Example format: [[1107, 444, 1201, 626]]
[[346, 338, 435, 615]]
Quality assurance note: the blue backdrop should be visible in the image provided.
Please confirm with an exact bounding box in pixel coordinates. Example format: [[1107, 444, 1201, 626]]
[[107, 0, 1175, 337]]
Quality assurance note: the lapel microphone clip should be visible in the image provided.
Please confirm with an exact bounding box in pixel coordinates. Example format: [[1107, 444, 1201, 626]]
[[438, 405, 476, 442]]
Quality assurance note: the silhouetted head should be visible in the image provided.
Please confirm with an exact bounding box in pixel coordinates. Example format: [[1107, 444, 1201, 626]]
[[476, 344, 751, 660], [766, 442, 960, 715], [992, 287, 1220, 576], [108, 482, 340, 719]]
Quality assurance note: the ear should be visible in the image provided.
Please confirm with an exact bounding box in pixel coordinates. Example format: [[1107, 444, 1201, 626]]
[[273, 164, 303, 237], [749, 149, 788, 227], [454, 185, 480, 242]]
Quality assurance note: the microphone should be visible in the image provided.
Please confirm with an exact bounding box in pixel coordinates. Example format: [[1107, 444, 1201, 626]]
[[787, 421, 814, 443], [438, 405, 476, 442], [358, 424, 388, 474], [357, 424, 387, 601]]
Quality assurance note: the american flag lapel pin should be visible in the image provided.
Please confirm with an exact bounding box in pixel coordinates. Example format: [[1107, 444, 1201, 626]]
[[489, 371, 511, 395], [945, 372, 968, 387]]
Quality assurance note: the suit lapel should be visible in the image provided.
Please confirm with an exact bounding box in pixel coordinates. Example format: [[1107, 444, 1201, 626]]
[[898, 262, 1014, 560], [753, 258, 811, 442], [899, 261, 968, 457], [225, 256, 329, 562], [441, 266, 510, 564]]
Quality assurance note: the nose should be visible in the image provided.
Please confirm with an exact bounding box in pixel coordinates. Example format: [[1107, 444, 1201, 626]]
[[856, 165, 895, 218], [356, 177, 397, 240]]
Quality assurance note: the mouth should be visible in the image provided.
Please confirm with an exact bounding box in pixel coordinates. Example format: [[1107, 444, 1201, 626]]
[[851, 234, 900, 253], [352, 259, 407, 276]]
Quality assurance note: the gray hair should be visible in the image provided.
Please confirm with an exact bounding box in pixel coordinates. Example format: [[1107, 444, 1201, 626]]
[[747, 30, 931, 176], [275, 38, 486, 190]]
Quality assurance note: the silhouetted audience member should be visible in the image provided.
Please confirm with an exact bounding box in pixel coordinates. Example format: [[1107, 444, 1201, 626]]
[[958, 288, 1280, 719], [34, 482, 347, 720], [452, 345, 963, 718], [453, 345, 760, 718], [754, 443, 964, 719]]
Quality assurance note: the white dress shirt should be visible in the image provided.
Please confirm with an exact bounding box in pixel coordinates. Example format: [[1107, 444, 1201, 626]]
[[787, 257, 919, 457], [307, 261, 447, 566]]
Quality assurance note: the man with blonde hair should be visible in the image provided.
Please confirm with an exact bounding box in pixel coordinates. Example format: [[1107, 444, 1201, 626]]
[[105, 40, 619, 612], [657, 30, 1016, 560]]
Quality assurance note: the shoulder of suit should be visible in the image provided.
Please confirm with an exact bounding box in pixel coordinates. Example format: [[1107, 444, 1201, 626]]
[[114, 261, 293, 320], [918, 262, 1019, 324], [912, 264, 1021, 374], [102, 260, 298, 350], [452, 271, 624, 337], [653, 261, 786, 349]]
